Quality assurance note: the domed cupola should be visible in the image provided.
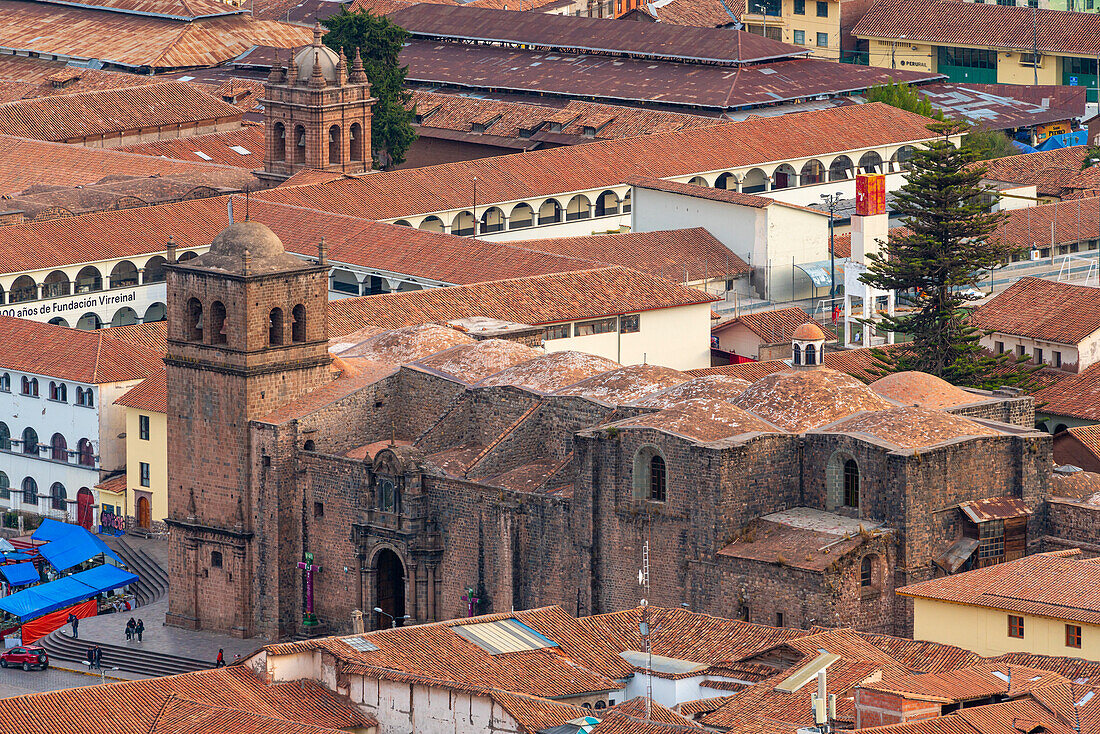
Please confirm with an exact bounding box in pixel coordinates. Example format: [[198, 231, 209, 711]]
[[791, 321, 826, 368]]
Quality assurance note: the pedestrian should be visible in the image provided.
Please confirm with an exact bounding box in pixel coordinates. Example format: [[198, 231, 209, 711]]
[[92, 645, 102, 670], [125, 617, 135, 641], [215, 649, 225, 668], [135, 619, 144, 642], [86, 646, 94, 669], [68, 613, 79, 638]]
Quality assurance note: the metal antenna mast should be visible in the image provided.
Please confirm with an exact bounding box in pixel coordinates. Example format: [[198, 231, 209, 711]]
[[638, 524, 652, 720]]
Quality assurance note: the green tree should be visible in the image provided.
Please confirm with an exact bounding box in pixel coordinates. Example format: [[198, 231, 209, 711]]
[[865, 81, 943, 119], [859, 121, 1036, 389], [961, 127, 1018, 161], [323, 8, 417, 168]]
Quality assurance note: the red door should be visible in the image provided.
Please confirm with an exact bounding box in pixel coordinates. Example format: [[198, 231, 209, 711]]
[[76, 488, 94, 530]]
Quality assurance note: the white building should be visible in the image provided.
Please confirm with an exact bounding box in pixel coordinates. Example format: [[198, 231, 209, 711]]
[[0, 317, 164, 527]]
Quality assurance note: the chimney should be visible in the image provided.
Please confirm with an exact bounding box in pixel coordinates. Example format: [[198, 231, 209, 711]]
[[166, 234, 177, 264], [318, 237, 327, 266], [851, 173, 888, 263]]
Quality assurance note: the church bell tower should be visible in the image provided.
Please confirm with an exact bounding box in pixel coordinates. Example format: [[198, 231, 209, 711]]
[[164, 220, 332, 637], [262, 23, 375, 179]]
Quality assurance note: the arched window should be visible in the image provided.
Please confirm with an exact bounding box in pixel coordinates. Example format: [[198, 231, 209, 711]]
[[350, 122, 363, 162], [49, 382, 67, 402], [21, 477, 37, 505], [43, 270, 70, 299], [21, 428, 38, 455], [594, 701, 607, 710], [74, 266, 102, 294], [211, 550, 223, 568], [273, 122, 286, 162], [76, 387, 94, 408], [0, 373, 8, 392], [269, 308, 284, 345], [538, 199, 563, 224], [379, 478, 397, 513], [843, 459, 859, 508], [109, 260, 139, 289], [0, 472, 8, 500], [8, 275, 37, 303], [187, 298, 203, 342], [294, 125, 306, 164], [792, 344, 802, 365], [292, 304, 306, 343], [77, 438, 95, 467], [860, 555, 873, 587], [328, 124, 341, 164], [50, 433, 67, 462], [649, 455, 667, 502], [144, 256, 167, 284], [50, 482, 66, 511], [805, 343, 817, 365], [0, 422, 9, 450], [303, 439, 316, 451], [209, 301, 227, 345]]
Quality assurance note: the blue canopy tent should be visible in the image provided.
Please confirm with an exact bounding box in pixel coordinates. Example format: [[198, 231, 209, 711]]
[[0, 565, 137, 622], [0, 563, 39, 587], [32, 519, 121, 571]]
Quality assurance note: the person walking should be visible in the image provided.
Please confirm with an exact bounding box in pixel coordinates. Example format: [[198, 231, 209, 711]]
[[135, 619, 144, 642], [92, 645, 102, 670], [68, 613, 79, 638], [215, 649, 225, 668], [125, 618, 135, 641], [86, 647, 94, 669]]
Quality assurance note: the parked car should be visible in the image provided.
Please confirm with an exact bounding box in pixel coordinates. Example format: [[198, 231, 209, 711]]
[[0, 645, 48, 671]]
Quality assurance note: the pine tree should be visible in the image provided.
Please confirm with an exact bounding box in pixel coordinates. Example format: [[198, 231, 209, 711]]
[[859, 120, 1036, 389], [323, 8, 417, 169]]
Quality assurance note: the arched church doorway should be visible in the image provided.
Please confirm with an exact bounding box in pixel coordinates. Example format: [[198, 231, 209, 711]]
[[374, 548, 405, 629], [76, 488, 94, 530], [137, 496, 151, 529]]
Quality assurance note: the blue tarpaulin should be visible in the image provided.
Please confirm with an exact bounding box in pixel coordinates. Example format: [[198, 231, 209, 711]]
[[0, 565, 137, 621], [33, 519, 120, 571], [0, 563, 38, 587], [1037, 131, 1089, 151]]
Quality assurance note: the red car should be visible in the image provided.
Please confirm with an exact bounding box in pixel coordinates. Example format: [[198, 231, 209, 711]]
[[0, 645, 48, 671]]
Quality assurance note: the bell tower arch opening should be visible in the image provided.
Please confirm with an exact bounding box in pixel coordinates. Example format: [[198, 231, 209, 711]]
[[374, 548, 406, 630]]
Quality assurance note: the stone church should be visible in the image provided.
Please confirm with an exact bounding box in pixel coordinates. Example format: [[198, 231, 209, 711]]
[[164, 217, 1060, 640]]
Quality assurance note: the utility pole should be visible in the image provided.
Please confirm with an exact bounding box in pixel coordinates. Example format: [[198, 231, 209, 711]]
[[1032, 6, 1039, 87]]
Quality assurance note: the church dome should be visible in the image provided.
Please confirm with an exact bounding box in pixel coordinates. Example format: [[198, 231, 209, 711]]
[[792, 322, 826, 341], [294, 44, 341, 84], [186, 220, 311, 274], [870, 371, 979, 409], [734, 368, 893, 433]]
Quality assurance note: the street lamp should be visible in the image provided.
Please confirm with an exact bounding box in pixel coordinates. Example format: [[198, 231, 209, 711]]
[[373, 607, 411, 629], [820, 191, 844, 302], [891, 34, 906, 69]]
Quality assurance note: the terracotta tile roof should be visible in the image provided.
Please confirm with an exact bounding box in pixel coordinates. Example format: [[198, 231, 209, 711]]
[[148, 696, 352, 734], [630, 374, 752, 409], [870, 371, 983, 409], [331, 323, 475, 364], [608, 698, 703, 727], [0, 0, 313, 71], [1033, 362, 1100, 420], [628, 177, 829, 216], [1065, 425, 1100, 456], [95, 473, 127, 494], [980, 146, 1100, 199], [0, 81, 240, 142], [0, 135, 253, 198], [346, 0, 457, 13], [261, 359, 399, 423], [987, 653, 1100, 684], [592, 711, 709, 734], [465, 0, 567, 10], [897, 550, 1100, 625], [718, 517, 871, 572], [689, 344, 912, 384], [558, 101, 724, 140], [478, 351, 620, 393], [852, 0, 1100, 55], [717, 308, 837, 345], [99, 321, 168, 353], [613, 398, 779, 441], [674, 695, 737, 716], [0, 56, 144, 102], [0, 315, 165, 384], [265, 606, 634, 698], [326, 267, 718, 337], [733, 368, 894, 433], [970, 277, 1100, 346], [254, 103, 940, 221], [0, 665, 374, 734], [120, 124, 266, 168], [1049, 471, 1100, 501], [847, 632, 981, 674], [861, 664, 1069, 703], [413, 339, 544, 384], [820, 406, 1003, 449], [487, 689, 592, 734], [501, 228, 748, 284], [634, 0, 741, 27], [576, 606, 804, 667], [556, 363, 690, 405], [116, 369, 168, 412]]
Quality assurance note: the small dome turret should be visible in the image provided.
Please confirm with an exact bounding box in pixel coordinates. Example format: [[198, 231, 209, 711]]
[[293, 22, 341, 85], [791, 321, 826, 368]]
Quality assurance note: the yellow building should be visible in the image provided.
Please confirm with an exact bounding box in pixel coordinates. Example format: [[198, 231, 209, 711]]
[[114, 370, 168, 533], [853, 0, 1100, 101], [740, 0, 846, 60], [898, 550, 1100, 659]]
